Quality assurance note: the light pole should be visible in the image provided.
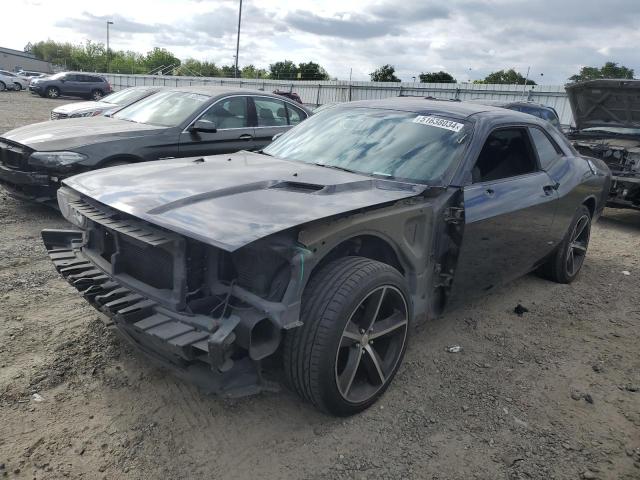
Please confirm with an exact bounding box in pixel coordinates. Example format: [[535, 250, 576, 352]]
[[106, 20, 113, 73], [234, 0, 243, 78]]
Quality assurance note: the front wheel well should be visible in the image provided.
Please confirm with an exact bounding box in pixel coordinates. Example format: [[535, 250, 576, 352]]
[[582, 196, 596, 218], [97, 155, 143, 168], [310, 235, 405, 282]]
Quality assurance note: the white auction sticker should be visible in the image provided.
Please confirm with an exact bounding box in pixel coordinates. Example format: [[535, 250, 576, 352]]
[[413, 115, 464, 132]]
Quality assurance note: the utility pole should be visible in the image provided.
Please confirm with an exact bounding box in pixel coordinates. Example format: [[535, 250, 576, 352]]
[[106, 20, 114, 73], [521, 66, 530, 100], [234, 0, 243, 78]]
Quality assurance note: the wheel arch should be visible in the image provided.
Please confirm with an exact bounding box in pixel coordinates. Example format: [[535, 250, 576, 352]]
[[582, 195, 597, 218], [96, 154, 144, 168], [307, 233, 406, 284]]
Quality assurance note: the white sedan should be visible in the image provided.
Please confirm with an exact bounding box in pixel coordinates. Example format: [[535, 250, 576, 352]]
[[0, 70, 29, 91]]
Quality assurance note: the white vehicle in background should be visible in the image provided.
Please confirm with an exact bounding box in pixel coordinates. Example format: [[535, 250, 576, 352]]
[[50, 86, 163, 119], [0, 70, 29, 91]]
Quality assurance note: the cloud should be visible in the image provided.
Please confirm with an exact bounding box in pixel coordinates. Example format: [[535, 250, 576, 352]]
[[285, 10, 401, 39]]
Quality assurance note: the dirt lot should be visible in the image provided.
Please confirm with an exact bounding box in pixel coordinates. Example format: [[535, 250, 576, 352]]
[[0, 92, 638, 480]]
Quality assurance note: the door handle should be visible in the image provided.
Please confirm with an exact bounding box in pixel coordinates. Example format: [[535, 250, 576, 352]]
[[484, 188, 495, 197], [239, 134, 253, 140], [543, 183, 559, 195]]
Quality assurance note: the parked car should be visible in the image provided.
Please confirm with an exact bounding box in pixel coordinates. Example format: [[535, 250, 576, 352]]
[[0, 86, 311, 204], [29, 72, 112, 100], [41, 98, 610, 415], [566, 79, 640, 210], [468, 99, 561, 129], [17, 70, 48, 79], [273, 90, 303, 104], [0, 71, 28, 91], [50, 86, 163, 120]]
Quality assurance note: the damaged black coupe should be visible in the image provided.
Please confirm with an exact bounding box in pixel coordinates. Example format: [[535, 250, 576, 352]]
[[566, 79, 640, 210], [42, 98, 610, 415]]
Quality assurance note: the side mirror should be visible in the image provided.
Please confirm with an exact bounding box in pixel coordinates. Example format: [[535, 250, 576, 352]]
[[272, 132, 284, 141], [190, 119, 217, 133]]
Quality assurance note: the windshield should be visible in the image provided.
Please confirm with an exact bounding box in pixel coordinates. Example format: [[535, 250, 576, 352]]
[[113, 90, 209, 127], [581, 126, 640, 136], [103, 88, 154, 106], [263, 107, 471, 184], [49, 72, 66, 80]]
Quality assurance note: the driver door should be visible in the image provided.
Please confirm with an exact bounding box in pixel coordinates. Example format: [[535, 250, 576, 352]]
[[449, 127, 559, 298], [178, 96, 257, 157]]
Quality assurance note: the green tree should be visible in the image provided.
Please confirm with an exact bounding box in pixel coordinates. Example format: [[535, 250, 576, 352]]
[[241, 64, 269, 79], [176, 59, 221, 77], [370, 64, 400, 82], [298, 61, 329, 80], [219, 65, 237, 77], [269, 60, 298, 79], [144, 47, 180, 75], [419, 71, 457, 83], [569, 62, 634, 82], [479, 69, 535, 85]]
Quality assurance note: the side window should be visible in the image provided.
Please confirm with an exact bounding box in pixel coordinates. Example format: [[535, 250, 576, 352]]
[[254, 98, 288, 127], [89, 76, 104, 83], [542, 109, 561, 128], [529, 127, 562, 170], [200, 97, 248, 129], [64, 74, 78, 81], [472, 128, 538, 183], [286, 103, 307, 126]]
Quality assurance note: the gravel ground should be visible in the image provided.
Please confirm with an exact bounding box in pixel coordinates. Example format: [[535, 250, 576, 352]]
[[0, 92, 639, 480]]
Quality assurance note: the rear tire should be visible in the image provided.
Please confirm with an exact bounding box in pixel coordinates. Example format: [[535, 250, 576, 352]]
[[46, 87, 60, 99], [283, 257, 411, 416], [0, 81, 6, 92], [91, 89, 104, 100], [540, 205, 591, 283], [13, 83, 22, 91]]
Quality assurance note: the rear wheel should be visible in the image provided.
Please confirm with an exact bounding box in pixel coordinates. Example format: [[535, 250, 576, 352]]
[[13, 83, 22, 91], [540, 205, 591, 283], [46, 86, 60, 99], [284, 257, 410, 416], [0, 81, 6, 92], [91, 89, 104, 100]]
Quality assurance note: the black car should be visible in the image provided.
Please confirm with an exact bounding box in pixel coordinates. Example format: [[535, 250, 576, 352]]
[[566, 79, 640, 210], [0, 86, 311, 204], [29, 72, 113, 100], [41, 98, 610, 415], [468, 99, 562, 129]]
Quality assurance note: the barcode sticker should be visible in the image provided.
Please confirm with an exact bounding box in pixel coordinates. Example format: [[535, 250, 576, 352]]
[[413, 115, 464, 132]]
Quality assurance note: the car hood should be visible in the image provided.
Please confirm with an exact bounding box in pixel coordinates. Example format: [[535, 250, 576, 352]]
[[64, 152, 427, 251], [52, 101, 115, 115], [566, 79, 640, 131], [1, 116, 165, 150]]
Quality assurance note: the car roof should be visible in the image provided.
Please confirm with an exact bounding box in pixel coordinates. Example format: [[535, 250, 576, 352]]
[[467, 98, 552, 109], [333, 97, 540, 123], [167, 85, 312, 110]]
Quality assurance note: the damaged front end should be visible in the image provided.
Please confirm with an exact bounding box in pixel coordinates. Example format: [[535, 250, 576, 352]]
[[566, 79, 640, 209], [43, 188, 309, 396]]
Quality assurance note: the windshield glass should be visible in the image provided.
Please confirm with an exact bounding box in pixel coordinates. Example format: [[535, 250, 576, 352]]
[[113, 90, 209, 127], [103, 88, 153, 106], [50, 72, 66, 80], [582, 126, 640, 135], [263, 107, 471, 184]]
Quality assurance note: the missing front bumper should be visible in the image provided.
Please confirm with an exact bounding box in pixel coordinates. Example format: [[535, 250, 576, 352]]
[[42, 228, 276, 397]]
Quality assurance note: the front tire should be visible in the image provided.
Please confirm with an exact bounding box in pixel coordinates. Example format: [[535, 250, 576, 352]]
[[46, 87, 60, 99], [13, 83, 22, 91], [0, 81, 6, 92], [540, 205, 591, 283], [284, 257, 411, 416]]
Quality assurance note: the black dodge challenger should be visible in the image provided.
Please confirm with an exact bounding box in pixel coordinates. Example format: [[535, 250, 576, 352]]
[[41, 98, 610, 415]]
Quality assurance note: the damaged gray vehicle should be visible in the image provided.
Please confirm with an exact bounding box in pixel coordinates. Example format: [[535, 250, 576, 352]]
[[567, 79, 640, 210], [42, 98, 610, 415]]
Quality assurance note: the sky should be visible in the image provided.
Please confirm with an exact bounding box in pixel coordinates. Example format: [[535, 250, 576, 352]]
[[3, 0, 639, 83]]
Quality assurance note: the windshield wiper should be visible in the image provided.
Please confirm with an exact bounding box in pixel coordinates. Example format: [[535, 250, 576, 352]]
[[313, 163, 358, 174]]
